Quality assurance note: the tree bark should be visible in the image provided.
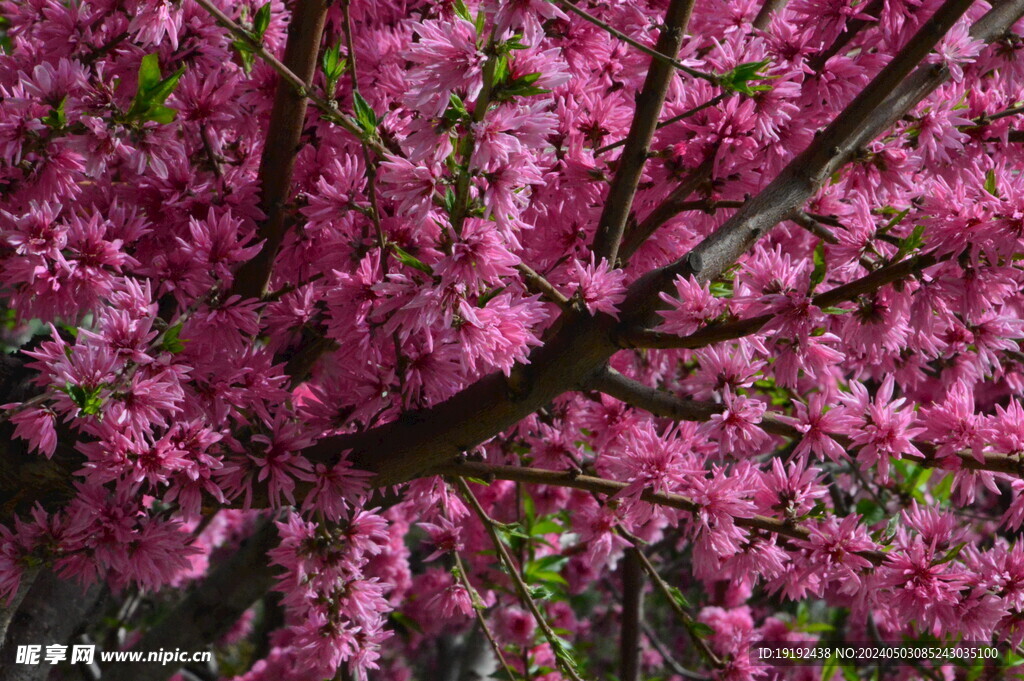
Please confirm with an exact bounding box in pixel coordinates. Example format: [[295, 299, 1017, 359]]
[[0, 570, 105, 681]]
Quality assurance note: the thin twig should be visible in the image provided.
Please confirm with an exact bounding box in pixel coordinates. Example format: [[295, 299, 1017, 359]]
[[617, 248, 946, 350], [595, 93, 728, 156], [456, 478, 587, 681], [630, 548, 724, 668], [516, 263, 570, 308], [620, 156, 714, 260], [192, 0, 387, 157], [444, 462, 888, 564], [806, 0, 885, 72], [452, 550, 518, 681], [555, 0, 718, 84]]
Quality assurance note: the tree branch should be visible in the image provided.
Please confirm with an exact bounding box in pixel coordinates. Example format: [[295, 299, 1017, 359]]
[[619, 157, 714, 260], [285, 0, 1024, 499], [752, 0, 789, 31], [806, 0, 885, 72], [225, 0, 330, 300], [587, 367, 1024, 480], [1, 570, 105, 681], [623, 0, 994, 307], [596, 93, 728, 156], [456, 478, 586, 681], [592, 0, 698, 263], [618, 249, 945, 350], [587, 368, 795, 437], [440, 462, 888, 564], [555, 0, 717, 84], [619, 548, 644, 681]]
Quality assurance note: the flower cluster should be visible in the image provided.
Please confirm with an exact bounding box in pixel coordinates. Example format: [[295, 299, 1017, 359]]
[[1, 0, 1024, 679]]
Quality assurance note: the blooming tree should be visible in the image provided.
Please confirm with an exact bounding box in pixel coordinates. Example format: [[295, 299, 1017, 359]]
[[3, 0, 1024, 679]]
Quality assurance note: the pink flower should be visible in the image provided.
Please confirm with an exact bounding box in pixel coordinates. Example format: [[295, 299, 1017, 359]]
[[701, 388, 771, 458], [7, 405, 58, 458], [405, 18, 486, 116], [427, 581, 474, 619], [570, 257, 626, 318], [418, 518, 464, 562], [835, 376, 924, 481]]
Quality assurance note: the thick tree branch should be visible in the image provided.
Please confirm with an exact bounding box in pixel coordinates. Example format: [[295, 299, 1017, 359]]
[[9, 0, 1022, 528], [1, 570, 105, 681], [623, 0, 996, 300], [226, 0, 330, 300], [291, 0, 1024, 496], [592, 0, 698, 263]]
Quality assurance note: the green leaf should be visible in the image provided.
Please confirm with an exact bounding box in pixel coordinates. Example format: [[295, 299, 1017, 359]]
[[161, 322, 187, 354], [719, 59, 773, 96], [709, 280, 733, 298], [810, 241, 827, 292], [932, 473, 953, 504], [352, 91, 378, 135], [252, 3, 272, 42], [522, 491, 536, 525], [984, 169, 1000, 197], [894, 224, 926, 261], [448, 93, 468, 117], [878, 207, 910, 235], [452, 0, 472, 22], [855, 498, 886, 526], [524, 555, 569, 586], [491, 54, 509, 89], [322, 42, 347, 97], [667, 586, 690, 609], [232, 39, 257, 74], [63, 382, 105, 417], [883, 514, 901, 542], [530, 519, 562, 536], [390, 611, 422, 634], [41, 96, 68, 129], [933, 541, 967, 566], [137, 52, 162, 91], [690, 622, 715, 638], [821, 655, 840, 681], [475, 9, 487, 38], [127, 54, 185, 124], [390, 244, 433, 275], [443, 187, 458, 215]]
